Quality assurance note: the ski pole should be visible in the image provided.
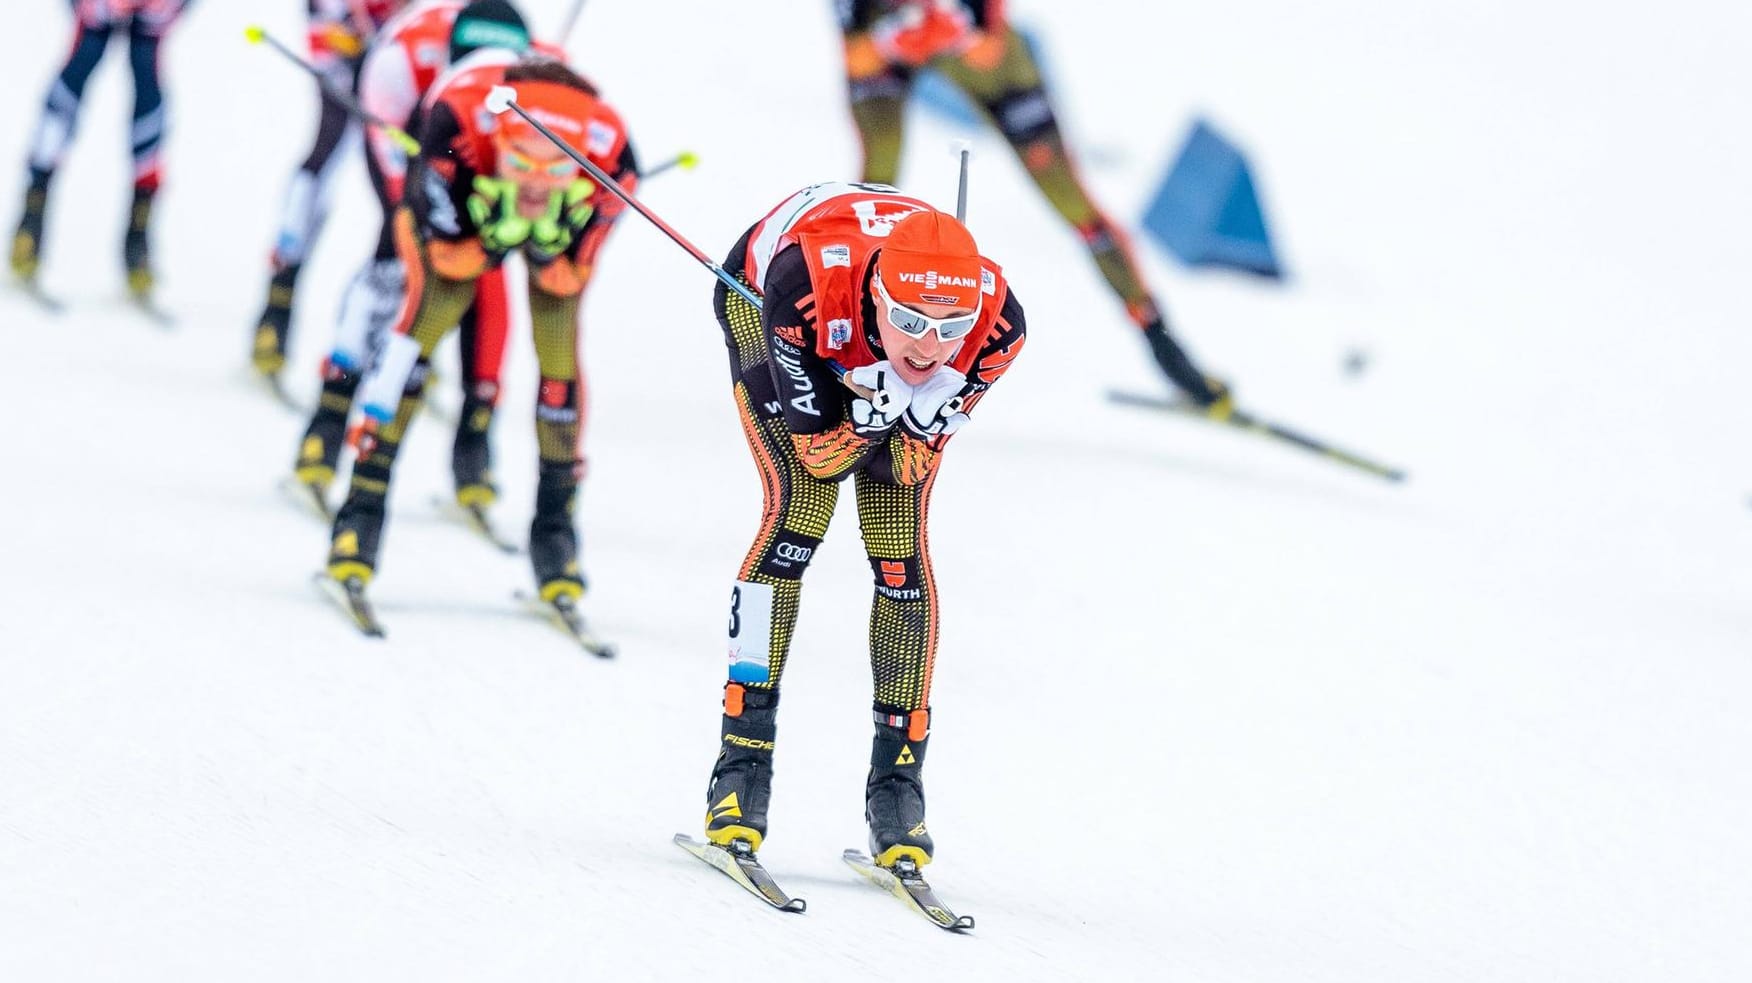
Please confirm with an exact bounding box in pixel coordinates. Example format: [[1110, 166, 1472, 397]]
[[244, 26, 420, 155], [951, 142, 970, 222], [643, 150, 700, 180], [1108, 391, 1407, 483], [560, 0, 587, 45], [1226, 408, 1406, 482], [483, 87, 871, 394]]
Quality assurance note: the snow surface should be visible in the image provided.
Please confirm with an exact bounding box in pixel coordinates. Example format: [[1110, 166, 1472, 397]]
[[3, 1, 1751, 979]]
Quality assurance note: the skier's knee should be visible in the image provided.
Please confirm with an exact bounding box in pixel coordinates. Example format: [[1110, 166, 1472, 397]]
[[868, 556, 924, 601], [990, 87, 1055, 146]]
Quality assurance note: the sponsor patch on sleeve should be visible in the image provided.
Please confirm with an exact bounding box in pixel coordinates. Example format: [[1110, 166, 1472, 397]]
[[587, 120, 617, 157]]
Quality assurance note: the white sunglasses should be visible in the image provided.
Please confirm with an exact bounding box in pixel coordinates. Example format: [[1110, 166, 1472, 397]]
[[872, 272, 981, 342]]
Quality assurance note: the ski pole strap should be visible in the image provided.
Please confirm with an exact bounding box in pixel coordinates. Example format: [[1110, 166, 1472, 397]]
[[244, 26, 420, 155]]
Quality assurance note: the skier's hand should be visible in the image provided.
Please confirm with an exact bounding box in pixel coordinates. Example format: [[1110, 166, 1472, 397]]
[[903, 365, 969, 437], [467, 176, 531, 255], [525, 179, 596, 266], [847, 361, 915, 435], [311, 22, 366, 59]]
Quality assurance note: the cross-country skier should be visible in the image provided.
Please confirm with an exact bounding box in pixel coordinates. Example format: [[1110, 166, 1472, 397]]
[[700, 182, 1026, 870], [839, 0, 1227, 409], [290, 0, 525, 522], [250, 0, 407, 384], [323, 34, 637, 623], [9, 0, 194, 303]]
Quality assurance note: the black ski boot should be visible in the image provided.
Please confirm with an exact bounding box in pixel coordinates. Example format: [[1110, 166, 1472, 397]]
[[253, 264, 300, 377], [451, 392, 498, 507], [295, 361, 360, 488], [529, 459, 583, 601], [123, 186, 155, 299], [704, 685, 779, 851], [10, 172, 49, 281], [327, 419, 405, 584], [327, 491, 386, 586], [1142, 317, 1230, 414], [866, 706, 934, 868]]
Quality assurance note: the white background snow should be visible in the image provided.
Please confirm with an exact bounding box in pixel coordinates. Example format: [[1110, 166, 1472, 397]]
[[2, 1, 1749, 979]]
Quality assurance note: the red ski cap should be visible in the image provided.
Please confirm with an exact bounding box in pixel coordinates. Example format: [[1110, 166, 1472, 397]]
[[877, 211, 982, 312]]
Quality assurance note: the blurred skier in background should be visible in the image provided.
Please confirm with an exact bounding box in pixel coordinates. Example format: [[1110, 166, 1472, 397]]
[[324, 23, 637, 630], [838, 0, 1228, 409], [249, 0, 408, 387], [8, 0, 194, 304], [288, 0, 524, 533], [699, 183, 1025, 871]]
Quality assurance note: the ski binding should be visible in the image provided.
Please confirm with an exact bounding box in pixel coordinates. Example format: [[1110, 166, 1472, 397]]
[[312, 571, 385, 638], [515, 590, 615, 658], [843, 849, 974, 931]]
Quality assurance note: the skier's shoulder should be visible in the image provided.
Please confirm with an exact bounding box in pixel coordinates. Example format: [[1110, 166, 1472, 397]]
[[761, 245, 818, 326], [423, 46, 517, 111]]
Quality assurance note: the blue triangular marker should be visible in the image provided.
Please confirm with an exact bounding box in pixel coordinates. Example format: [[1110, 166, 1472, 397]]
[[1142, 119, 1283, 279]]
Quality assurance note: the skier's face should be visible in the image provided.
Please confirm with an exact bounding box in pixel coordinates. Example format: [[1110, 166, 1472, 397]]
[[875, 297, 971, 385], [498, 137, 580, 216], [872, 265, 976, 385]]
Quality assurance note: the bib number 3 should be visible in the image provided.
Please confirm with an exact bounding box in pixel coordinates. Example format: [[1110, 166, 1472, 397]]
[[726, 580, 775, 684]]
